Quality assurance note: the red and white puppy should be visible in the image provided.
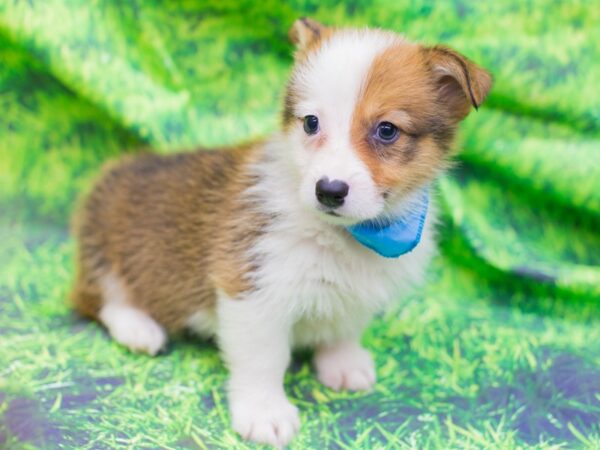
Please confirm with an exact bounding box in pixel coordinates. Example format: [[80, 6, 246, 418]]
[[71, 19, 491, 448]]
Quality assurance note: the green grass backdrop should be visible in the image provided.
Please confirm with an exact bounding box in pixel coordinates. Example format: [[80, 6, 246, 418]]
[[1, 1, 599, 448]]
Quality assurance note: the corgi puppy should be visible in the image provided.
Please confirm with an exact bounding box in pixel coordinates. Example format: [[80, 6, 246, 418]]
[[71, 18, 491, 448]]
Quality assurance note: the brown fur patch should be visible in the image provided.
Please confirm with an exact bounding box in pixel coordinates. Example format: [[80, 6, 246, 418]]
[[350, 40, 491, 195], [350, 42, 448, 194], [70, 143, 268, 332]]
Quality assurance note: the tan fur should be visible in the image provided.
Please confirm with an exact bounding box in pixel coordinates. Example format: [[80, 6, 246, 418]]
[[70, 143, 267, 331], [349, 39, 491, 195]]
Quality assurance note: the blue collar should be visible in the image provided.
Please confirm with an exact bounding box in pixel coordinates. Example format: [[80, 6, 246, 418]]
[[346, 192, 429, 258]]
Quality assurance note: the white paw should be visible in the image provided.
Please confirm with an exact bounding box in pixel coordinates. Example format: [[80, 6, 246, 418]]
[[314, 342, 376, 391], [230, 392, 300, 448], [99, 303, 167, 356]]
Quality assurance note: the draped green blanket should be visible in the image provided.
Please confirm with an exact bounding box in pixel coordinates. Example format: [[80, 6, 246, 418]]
[[1, 1, 599, 448]]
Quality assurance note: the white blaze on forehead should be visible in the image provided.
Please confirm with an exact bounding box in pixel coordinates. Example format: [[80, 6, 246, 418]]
[[288, 30, 400, 221], [292, 29, 399, 129]]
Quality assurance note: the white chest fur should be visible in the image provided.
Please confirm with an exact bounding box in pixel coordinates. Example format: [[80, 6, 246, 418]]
[[247, 201, 437, 348]]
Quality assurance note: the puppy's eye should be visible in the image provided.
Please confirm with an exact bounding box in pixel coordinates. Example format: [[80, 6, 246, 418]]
[[374, 122, 399, 143], [303, 115, 319, 135]]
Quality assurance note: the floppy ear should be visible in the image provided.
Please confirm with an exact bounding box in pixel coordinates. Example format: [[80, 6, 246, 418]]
[[288, 17, 328, 52], [424, 46, 492, 120]]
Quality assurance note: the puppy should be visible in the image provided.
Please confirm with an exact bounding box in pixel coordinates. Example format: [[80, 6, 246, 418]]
[[71, 18, 491, 448]]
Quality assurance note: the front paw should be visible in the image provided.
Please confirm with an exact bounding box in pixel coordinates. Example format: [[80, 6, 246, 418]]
[[314, 342, 376, 391], [230, 391, 300, 448]]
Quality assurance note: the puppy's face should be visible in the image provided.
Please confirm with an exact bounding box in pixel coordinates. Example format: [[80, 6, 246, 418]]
[[282, 18, 492, 225]]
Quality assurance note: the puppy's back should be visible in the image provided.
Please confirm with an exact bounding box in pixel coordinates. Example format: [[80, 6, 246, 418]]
[[71, 145, 258, 330]]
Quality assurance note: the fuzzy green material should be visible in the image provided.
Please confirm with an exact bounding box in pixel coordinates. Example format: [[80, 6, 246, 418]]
[[1, 1, 599, 448]]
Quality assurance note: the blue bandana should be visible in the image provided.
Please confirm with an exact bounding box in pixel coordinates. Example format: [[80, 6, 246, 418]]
[[346, 193, 429, 258]]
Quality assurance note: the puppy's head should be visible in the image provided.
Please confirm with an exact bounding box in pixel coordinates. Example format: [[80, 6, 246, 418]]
[[283, 18, 492, 225]]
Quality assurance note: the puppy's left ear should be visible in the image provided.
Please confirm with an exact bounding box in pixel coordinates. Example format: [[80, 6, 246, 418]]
[[424, 46, 492, 121], [289, 17, 328, 52]]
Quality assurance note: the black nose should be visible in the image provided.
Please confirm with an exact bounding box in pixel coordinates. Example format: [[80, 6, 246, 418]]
[[315, 178, 349, 208]]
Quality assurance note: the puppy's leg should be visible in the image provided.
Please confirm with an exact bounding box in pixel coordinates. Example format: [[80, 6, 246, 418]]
[[98, 272, 167, 356], [314, 340, 376, 391], [217, 292, 299, 448]]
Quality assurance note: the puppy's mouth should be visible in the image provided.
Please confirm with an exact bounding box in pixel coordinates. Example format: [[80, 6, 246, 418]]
[[315, 206, 366, 226]]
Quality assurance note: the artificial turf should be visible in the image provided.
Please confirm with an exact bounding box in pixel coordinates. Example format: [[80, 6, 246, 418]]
[[1, 1, 599, 448]]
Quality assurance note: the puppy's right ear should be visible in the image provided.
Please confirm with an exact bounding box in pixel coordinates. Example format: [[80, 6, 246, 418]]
[[289, 18, 328, 52]]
